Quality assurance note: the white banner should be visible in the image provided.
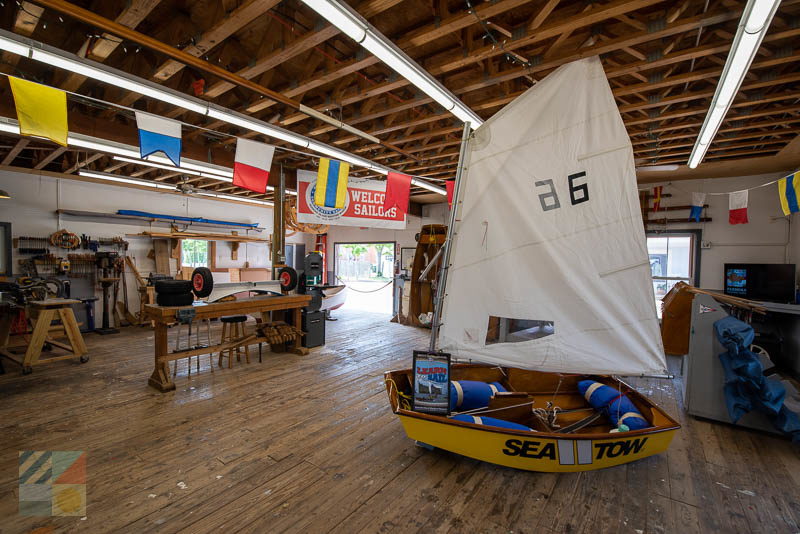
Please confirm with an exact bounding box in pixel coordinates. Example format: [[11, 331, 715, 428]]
[[296, 170, 407, 229]]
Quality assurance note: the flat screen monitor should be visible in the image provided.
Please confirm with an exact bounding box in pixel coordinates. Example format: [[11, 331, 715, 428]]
[[724, 263, 795, 303]]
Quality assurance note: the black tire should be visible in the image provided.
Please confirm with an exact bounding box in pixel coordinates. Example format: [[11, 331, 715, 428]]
[[154, 279, 192, 295], [156, 292, 195, 307], [278, 267, 298, 292], [191, 267, 214, 298]]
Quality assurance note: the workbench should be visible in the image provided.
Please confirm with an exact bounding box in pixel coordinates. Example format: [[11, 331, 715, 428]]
[[144, 294, 312, 392], [0, 299, 89, 374]]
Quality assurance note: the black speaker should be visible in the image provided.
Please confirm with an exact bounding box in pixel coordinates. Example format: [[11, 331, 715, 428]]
[[302, 310, 326, 348]]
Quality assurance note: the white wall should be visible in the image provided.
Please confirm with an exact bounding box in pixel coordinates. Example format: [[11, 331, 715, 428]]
[[645, 173, 792, 290], [0, 169, 305, 308]]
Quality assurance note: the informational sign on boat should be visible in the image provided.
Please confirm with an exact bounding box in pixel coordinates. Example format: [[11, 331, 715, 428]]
[[412, 351, 450, 415], [296, 170, 407, 230]]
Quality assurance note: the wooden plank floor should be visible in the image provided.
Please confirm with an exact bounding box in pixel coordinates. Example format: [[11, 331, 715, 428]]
[[1, 310, 798, 533]]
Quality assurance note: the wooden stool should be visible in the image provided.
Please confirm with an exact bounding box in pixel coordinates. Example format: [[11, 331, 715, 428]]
[[0, 299, 88, 374], [218, 315, 249, 368]]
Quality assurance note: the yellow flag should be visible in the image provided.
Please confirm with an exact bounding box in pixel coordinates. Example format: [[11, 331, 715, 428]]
[[9, 77, 68, 147]]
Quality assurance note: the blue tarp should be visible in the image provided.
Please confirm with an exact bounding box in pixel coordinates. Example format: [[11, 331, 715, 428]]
[[117, 210, 259, 228], [714, 316, 800, 442]]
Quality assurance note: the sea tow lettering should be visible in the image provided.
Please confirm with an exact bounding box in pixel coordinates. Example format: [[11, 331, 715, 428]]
[[349, 190, 398, 218], [594, 438, 648, 459], [502, 437, 648, 461], [501, 440, 557, 460]]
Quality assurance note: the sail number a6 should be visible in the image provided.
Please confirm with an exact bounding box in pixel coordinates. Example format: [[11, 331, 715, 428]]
[[534, 171, 589, 212]]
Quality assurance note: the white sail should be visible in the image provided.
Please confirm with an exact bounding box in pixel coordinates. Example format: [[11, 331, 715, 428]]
[[439, 57, 666, 376]]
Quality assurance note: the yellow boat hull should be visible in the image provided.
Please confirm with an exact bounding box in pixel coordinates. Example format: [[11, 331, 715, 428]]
[[397, 411, 677, 472], [385, 364, 680, 472]]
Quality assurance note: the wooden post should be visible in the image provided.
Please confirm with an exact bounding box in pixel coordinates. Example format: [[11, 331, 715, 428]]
[[148, 322, 174, 391]]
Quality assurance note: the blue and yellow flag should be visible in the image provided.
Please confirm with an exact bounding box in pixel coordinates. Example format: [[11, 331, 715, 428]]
[[9, 77, 68, 147], [314, 158, 349, 208], [778, 172, 800, 216]]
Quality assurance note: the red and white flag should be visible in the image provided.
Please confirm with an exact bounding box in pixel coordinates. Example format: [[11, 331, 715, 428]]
[[233, 138, 275, 193], [728, 190, 749, 225], [382, 171, 412, 214]]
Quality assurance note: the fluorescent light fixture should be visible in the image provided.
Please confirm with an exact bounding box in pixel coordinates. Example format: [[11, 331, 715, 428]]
[[0, 30, 448, 195], [688, 0, 781, 169], [0, 34, 31, 57], [68, 134, 140, 159], [0, 119, 20, 135], [361, 34, 455, 112], [636, 164, 680, 172], [29, 49, 208, 115], [299, 0, 483, 128], [207, 107, 311, 148], [411, 178, 447, 195], [196, 191, 274, 206], [80, 170, 275, 205], [112, 156, 235, 183], [78, 170, 175, 189], [301, 0, 366, 42], [114, 156, 200, 176]]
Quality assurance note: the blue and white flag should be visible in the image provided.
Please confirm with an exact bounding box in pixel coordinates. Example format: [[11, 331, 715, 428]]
[[690, 192, 706, 222], [135, 111, 182, 166]]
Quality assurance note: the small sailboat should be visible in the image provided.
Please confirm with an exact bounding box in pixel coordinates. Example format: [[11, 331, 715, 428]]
[[384, 57, 679, 472]]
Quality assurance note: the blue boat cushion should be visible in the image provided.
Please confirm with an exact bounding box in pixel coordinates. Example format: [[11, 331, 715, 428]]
[[451, 414, 532, 431], [450, 380, 507, 412], [578, 380, 651, 431]]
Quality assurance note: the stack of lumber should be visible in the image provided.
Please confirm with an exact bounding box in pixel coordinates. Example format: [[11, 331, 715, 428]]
[[256, 322, 304, 345]]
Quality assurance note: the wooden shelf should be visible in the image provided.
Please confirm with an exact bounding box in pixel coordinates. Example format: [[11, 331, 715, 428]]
[[126, 231, 269, 244], [56, 209, 264, 232]]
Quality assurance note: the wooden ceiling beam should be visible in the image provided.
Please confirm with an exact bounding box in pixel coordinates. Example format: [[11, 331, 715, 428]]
[[201, 0, 405, 100], [152, 0, 282, 83], [34, 146, 67, 169], [2, 2, 43, 68], [280, 8, 740, 135], [630, 115, 800, 138], [634, 128, 800, 149], [636, 138, 789, 158], [612, 52, 800, 98], [65, 153, 103, 174], [2, 139, 30, 166], [60, 0, 163, 92], [652, 146, 781, 165]]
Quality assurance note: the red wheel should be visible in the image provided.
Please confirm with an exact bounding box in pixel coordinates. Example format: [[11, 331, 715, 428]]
[[278, 267, 298, 291], [190, 267, 213, 298], [193, 273, 204, 292]]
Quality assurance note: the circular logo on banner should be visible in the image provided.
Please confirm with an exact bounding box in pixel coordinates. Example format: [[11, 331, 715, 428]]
[[305, 183, 349, 221]]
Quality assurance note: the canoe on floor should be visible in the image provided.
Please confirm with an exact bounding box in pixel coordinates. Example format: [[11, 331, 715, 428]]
[[384, 364, 680, 472]]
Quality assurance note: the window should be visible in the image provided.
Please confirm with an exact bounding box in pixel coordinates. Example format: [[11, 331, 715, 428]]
[[646, 233, 699, 318], [181, 239, 209, 267]]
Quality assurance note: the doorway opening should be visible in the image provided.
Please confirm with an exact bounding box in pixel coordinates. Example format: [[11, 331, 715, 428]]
[[646, 230, 701, 318], [334, 242, 395, 314]]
